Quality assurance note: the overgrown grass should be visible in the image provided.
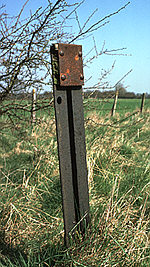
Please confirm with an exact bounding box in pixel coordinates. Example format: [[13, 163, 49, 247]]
[[0, 99, 149, 266]]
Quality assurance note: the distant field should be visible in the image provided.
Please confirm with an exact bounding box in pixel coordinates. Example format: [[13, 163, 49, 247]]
[[83, 97, 150, 117], [1, 97, 149, 122], [35, 97, 150, 118]]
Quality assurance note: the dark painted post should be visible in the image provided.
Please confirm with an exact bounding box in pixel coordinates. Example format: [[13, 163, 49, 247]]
[[140, 93, 145, 113], [50, 43, 89, 246]]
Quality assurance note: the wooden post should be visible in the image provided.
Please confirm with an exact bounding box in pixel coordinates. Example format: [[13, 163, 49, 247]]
[[111, 90, 118, 116], [140, 93, 145, 113], [31, 89, 36, 124], [51, 43, 89, 246]]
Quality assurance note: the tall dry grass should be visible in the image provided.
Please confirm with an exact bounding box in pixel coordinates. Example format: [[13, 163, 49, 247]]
[[0, 110, 149, 266]]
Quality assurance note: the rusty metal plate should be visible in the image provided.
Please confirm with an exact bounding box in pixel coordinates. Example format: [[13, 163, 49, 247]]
[[58, 43, 84, 86]]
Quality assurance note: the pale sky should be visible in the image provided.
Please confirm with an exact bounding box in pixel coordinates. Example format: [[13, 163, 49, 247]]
[[1, 0, 150, 94]]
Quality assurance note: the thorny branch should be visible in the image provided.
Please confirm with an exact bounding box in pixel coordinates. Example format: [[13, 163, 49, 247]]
[[0, 0, 69, 102], [69, 2, 130, 43], [0, 0, 132, 126], [27, 0, 63, 58]]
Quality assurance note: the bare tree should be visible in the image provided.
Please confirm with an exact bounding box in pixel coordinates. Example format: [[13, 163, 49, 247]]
[[0, 1, 69, 100], [0, 0, 130, 124]]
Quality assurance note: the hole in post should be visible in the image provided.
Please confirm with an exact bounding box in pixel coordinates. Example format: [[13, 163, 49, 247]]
[[57, 96, 62, 104]]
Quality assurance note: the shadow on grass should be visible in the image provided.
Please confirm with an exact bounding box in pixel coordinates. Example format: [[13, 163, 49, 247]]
[[0, 239, 67, 266], [0, 238, 27, 266]]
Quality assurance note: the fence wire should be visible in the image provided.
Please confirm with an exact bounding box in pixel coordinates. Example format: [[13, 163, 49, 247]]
[[0, 91, 150, 133]]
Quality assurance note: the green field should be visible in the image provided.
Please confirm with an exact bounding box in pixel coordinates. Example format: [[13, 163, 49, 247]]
[[1, 97, 150, 121], [84, 97, 150, 116], [0, 98, 150, 266]]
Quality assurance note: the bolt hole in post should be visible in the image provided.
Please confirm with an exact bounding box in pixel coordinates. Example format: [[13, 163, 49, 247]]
[[57, 96, 62, 104]]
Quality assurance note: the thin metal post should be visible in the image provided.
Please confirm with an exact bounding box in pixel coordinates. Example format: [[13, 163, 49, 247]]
[[51, 43, 89, 246], [140, 93, 145, 113], [111, 90, 118, 116]]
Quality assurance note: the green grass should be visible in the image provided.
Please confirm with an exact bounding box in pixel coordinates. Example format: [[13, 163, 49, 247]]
[[0, 98, 150, 266], [83, 97, 150, 117]]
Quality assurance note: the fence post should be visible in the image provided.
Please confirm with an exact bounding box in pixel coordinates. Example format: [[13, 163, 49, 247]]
[[111, 90, 118, 116], [51, 43, 89, 246], [140, 93, 145, 113], [31, 89, 36, 124]]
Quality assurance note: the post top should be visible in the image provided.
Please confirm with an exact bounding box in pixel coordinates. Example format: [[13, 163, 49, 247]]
[[51, 43, 84, 87]]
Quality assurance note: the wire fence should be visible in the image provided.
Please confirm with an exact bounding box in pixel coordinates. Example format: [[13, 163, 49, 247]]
[[0, 90, 150, 132]]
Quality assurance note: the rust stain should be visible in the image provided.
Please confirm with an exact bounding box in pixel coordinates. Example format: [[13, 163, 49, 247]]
[[75, 55, 79, 61]]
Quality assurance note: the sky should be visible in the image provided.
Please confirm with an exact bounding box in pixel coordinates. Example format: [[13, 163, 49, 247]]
[[1, 0, 150, 94]]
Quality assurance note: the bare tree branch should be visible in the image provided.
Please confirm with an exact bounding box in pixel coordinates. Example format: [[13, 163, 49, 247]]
[[69, 2, 130, 43], [27, 0, 63, 57]]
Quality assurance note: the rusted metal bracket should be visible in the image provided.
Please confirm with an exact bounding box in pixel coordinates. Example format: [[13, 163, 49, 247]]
[[51, 43, 89, 246], [51, 43, 84, 87]]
